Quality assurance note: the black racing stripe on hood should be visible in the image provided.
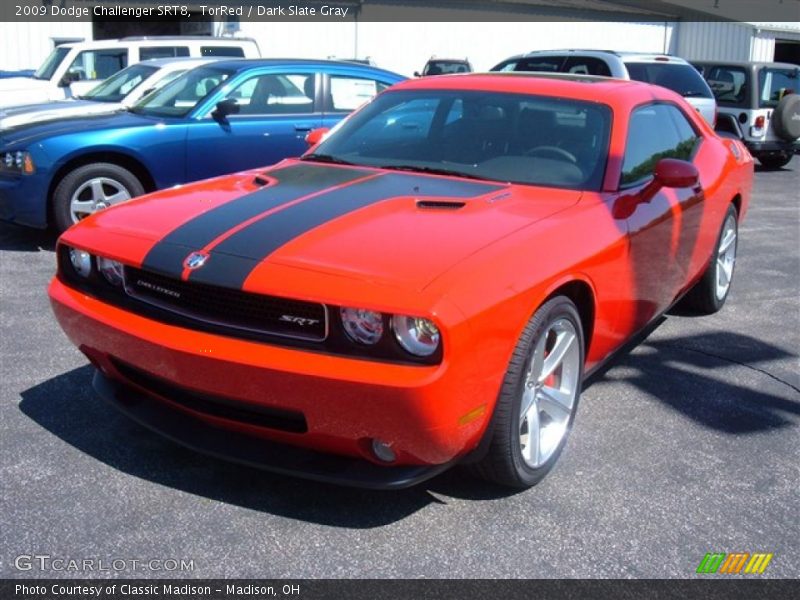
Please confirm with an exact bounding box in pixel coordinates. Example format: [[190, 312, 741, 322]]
[[187, 173, 503, 288], [141, 163, 373, 278]]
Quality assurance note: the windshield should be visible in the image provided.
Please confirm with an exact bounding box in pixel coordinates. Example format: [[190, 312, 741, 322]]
[[34, 47, 70, 81], [82, 63, 159, 102], [625, 63, 713, 99], [758, 67, 798, 108], [131, 66, 233, 117], [307, 90, 612, 190]]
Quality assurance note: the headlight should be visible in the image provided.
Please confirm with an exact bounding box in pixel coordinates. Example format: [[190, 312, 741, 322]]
[[340, 307, 384, 345], [0, 150, 35, 174], [68, 247, 93, 278], [392, 315, 440, 357], [97, 257, 124, 286]]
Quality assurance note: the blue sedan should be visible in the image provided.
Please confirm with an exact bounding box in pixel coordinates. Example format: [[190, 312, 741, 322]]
[[0, 59, 405, 231]]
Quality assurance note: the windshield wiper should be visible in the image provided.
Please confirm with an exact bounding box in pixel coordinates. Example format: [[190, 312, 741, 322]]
[[301, 153, 356, 166], [378, 164, 493, 181]]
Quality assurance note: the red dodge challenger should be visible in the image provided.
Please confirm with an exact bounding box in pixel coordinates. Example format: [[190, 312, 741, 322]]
[[49, 73, 753, 489]]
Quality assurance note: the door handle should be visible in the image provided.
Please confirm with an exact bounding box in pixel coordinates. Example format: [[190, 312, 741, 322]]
[[294, 126, 312, 132]]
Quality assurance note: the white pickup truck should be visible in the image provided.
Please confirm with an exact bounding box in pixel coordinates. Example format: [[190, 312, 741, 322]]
[[0, 36, 260, 109]]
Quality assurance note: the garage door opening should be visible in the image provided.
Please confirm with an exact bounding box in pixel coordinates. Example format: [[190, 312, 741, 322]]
[[774, 39, 800, 66], [93, 18, 213, 40]]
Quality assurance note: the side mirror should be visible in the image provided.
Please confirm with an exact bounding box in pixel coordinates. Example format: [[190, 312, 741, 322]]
[[413, 71, 421, 77], [613, 158, 699, 219], [305, 127, 330, 146], [58, 71, 79, 87], [653, 158, 699, 189], [211, 98, 240, 121]]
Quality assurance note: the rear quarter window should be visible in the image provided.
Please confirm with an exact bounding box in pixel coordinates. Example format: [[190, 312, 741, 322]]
[[705, 66, 749, 106], [625, 62, 713, 99], [140, 46, 190, 61]]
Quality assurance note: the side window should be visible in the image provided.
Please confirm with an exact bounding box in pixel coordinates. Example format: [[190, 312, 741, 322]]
[[706, 66, 748, 104], [493, 60, 519, 72], [758, 68, 799, 108], [202, 46, 245, 57], [328, 76, 385, 112], [621, 104, 698, 187], [140, 46, 190, 61], [515, 57, 564, 72], [67, 49, 128, 81], [564, 57, 612, 77], [224, 73, 315, 115]]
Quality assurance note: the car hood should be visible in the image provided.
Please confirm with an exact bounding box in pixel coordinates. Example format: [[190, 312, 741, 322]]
[[0, 76, 49, 93], [0, 78, 53, 108], [68, 160, 581, 294], [0, 110, 158, 147], [0, 100, 122, 130]]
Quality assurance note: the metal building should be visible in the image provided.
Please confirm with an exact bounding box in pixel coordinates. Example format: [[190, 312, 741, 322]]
[[0, 2, 798, 76]]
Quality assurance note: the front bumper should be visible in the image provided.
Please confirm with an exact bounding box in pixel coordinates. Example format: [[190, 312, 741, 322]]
[[49, 277, 493, 480], [0, 172, 49, 228], [93, 370, 456, 489]]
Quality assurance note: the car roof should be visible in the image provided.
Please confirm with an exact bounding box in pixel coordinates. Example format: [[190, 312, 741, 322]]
[[389, 71, 657, 103], [204, 58, 405, 79], [137, 57, 226, 69], [58, 37, 255, 50], [522, 49, 691, 65], [692, 60, 799, 69]]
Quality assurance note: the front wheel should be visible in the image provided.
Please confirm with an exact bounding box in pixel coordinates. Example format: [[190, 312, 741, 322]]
[[679, 203, 738, 315], [472, 296, 585, 488], [52, 162, 145, 233]]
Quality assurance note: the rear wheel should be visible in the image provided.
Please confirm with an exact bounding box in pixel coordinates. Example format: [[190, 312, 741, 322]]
[[680, 203, 738, 314], [757, 153, 792, 169], [473, 296, 584, 488], [52, 162, 145, 233]]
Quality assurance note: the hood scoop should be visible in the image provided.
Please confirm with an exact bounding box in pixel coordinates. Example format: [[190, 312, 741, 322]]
[[416, 199, 466, 211]]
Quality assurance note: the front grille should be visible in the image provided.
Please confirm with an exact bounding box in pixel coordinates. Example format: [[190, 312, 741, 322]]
[[123, 267, 327, 342], [111, 358, 307, 433]]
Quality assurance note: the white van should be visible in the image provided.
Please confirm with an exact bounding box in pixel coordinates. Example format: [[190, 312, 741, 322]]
[[0, 36, 260, 109]]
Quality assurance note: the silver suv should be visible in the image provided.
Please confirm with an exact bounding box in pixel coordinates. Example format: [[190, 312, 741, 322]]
[[693, 61, 800, 169], [492, 50, 716, 125]]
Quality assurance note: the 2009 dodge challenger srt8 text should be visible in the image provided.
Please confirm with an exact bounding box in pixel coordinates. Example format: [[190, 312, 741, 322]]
[[49, 73, 753, 489]]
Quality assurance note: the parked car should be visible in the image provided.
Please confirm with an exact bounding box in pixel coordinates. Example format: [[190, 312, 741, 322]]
[[0, 59, 405, 232], [492, 50, 717, 125], [0, 36, 261, 109], [49, 73, 753, 489], [693, 61, 800, 169], [0, 57, 223, 130], [415, 57, 473, 77]]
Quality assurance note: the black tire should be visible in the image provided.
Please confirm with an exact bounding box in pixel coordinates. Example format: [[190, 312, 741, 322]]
[[757, 153, 792, 170], [472, 296, 585, 488], [52, 162, 145, 233], [679, 203, 739, 315]]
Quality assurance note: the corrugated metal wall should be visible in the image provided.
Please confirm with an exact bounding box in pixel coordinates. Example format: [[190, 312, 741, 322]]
[[0, 22, 92, 71], [238, 20, 676, 76], [674, 21, 755, 61]]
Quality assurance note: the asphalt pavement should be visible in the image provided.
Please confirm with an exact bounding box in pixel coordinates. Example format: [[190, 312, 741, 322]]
[[1, 158, 798, 579]]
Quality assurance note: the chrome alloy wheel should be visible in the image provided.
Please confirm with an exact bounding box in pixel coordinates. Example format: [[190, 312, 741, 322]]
[[519, 318, 580, 468], [715, 213, 738, 301], [70, 177, 132, 223]]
